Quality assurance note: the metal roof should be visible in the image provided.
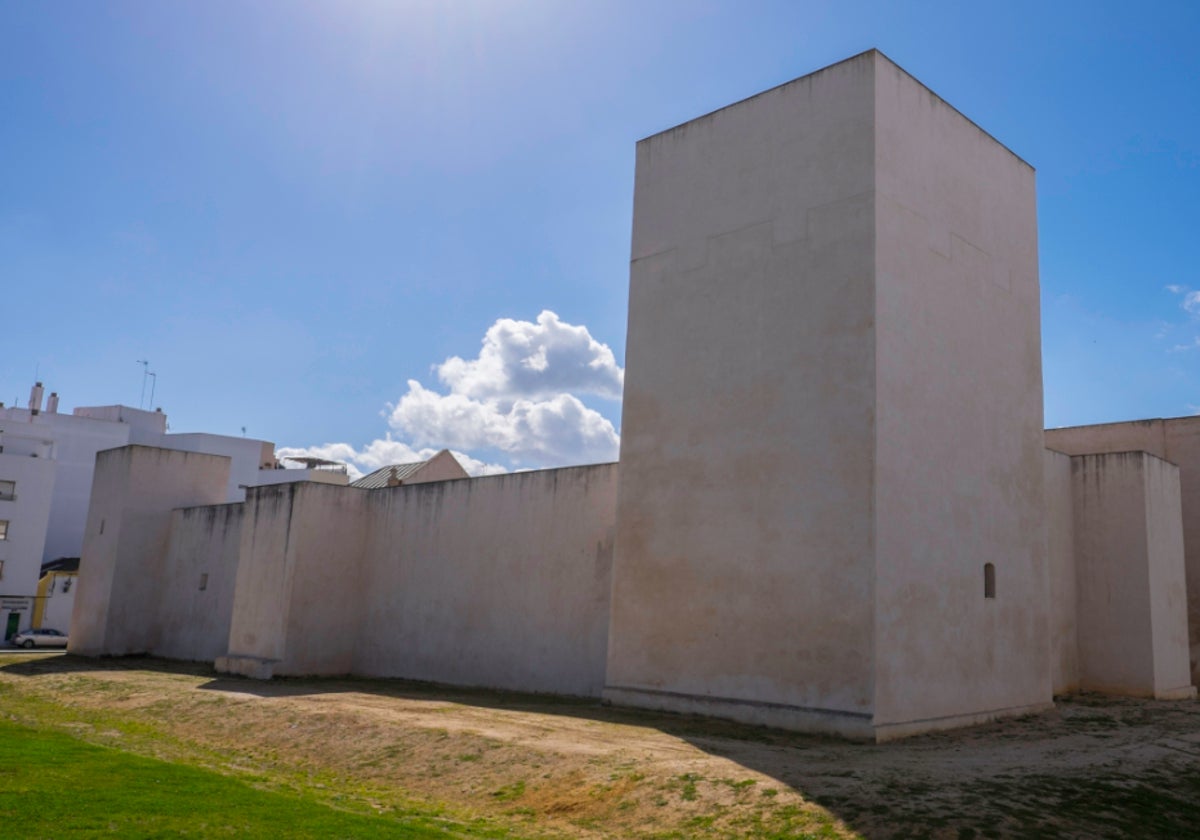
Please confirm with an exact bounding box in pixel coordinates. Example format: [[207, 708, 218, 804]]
[[350, 461, 428, 489]]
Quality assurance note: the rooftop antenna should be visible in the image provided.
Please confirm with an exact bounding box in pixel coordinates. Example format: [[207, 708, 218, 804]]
[[136, 360, 150, 409], [147, 371, 157, 411], [241, 426, 247, 437]]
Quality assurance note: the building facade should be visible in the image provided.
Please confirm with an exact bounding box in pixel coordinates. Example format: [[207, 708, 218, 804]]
[[0, 427, 55, 639]]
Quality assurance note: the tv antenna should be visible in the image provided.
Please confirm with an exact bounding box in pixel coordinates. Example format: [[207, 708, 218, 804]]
[[136, 360, 151, 409]]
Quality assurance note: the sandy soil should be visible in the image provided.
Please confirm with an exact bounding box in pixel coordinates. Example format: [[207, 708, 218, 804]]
[[2, 653, 1199, 839]]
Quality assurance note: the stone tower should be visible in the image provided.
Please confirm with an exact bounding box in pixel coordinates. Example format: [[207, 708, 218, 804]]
[[604, 50, 1051, 740]]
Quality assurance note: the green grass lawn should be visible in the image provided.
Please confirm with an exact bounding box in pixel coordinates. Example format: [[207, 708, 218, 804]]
[[0, 718, 513, 839]]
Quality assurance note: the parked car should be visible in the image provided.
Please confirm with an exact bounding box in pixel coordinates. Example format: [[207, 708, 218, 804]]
[[11, 628, 68, 649]]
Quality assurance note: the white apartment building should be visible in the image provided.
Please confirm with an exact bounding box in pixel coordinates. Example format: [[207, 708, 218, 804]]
[[0, 381, 307, 639], [0, 427, 55, 640]]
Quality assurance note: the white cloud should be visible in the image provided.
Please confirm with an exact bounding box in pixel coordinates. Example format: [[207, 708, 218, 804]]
[[388, 381, 620, 466], [1166, 284, 1200, 316], [436, 310, 623, 403], [280, 310, 623, 475]]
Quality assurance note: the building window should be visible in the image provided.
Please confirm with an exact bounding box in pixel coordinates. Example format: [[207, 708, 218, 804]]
[[199, 573, 208, 591], [0, 560, 4, 580], [984, 563, 996, 599], [0, 480, 13, 501], [0, 520, 8, 541]]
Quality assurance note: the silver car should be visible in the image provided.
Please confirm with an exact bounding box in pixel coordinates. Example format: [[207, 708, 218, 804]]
[[11, 628, 68, 649]]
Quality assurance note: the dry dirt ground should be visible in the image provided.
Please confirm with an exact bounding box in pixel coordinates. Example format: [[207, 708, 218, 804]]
[[2, 653, 1200, 839]]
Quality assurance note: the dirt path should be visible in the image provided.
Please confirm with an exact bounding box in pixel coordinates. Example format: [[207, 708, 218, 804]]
[[2, 654, 1199, 839]]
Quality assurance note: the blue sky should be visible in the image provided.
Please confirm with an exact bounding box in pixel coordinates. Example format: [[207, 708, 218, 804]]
[[2, 1, 1198, 473]]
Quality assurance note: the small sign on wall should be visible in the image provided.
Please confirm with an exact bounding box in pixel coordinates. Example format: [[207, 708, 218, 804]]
[[0, 597, 32, 612]]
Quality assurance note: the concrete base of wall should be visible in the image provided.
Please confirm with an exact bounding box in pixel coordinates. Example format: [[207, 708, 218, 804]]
[[214, 655, 278, 680], [604, 686, 1055, 742], [1155, 685, 1198, 701], [872, 702, 1056, 742]]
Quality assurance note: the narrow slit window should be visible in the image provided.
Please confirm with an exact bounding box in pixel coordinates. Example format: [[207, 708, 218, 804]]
[[984, 563, 996, 599], [0, 520, 8, 541], [199, 573, 209, 591]]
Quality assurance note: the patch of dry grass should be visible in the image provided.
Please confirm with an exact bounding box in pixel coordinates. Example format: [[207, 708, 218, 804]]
[[3, 653, 1200, 839]]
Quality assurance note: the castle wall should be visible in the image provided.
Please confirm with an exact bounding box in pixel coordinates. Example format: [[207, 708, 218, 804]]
[[156, 503, 243, 662], [65, 51, 1200, 742], [1047, 417, 1200, 683], [606, 51, 879, 737], [870, 53, 1050, 737], [279, 483, 370, 675], [1044, 449, 1078, 695], [220, 484, 298, 671], [219, 464, 616, 693], [222, 482, 369, 676], [356, 464, 617, 697], [1071, 452, 1193, 698], [607, 49, 1053, 740], [70, 446, 229, 656], [1143, 455, 1194, 698]]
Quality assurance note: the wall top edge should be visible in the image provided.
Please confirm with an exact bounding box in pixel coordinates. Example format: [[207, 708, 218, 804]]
[[1068, 449, 1180, 468], [1048, 415, 1200, 433], [636, 48, 1034, 171], [94, 443, 233, 464]]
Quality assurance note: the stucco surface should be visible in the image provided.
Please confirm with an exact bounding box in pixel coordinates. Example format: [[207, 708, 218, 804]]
[[224, 483, 309, 666], [222, 464, 617, 695], [1143, 455, 1194, 697], [1043, 449, 1078, 695], [0, 451, 56, 597], [608, 49, 1051, 739], [161, 434, 275, 501], [356, 464, 616, 696], [1070, 452, 1193, 698], [210, 482, 373, 676], [1047, 417, 1200, 683], [70, 446, 230, 656], [156, 503, 243, 662], [279, 484, 369, 675], [871, 53, 1049, 727], [23, 412, 133, 565], [608, 49, 878, 734]]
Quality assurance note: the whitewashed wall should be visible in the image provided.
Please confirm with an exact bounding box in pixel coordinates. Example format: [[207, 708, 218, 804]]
[[355, 465, 616, 696], [222, 464, 617, 696], [156, 503, 243, 662], [70, 446, 230, 656]]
